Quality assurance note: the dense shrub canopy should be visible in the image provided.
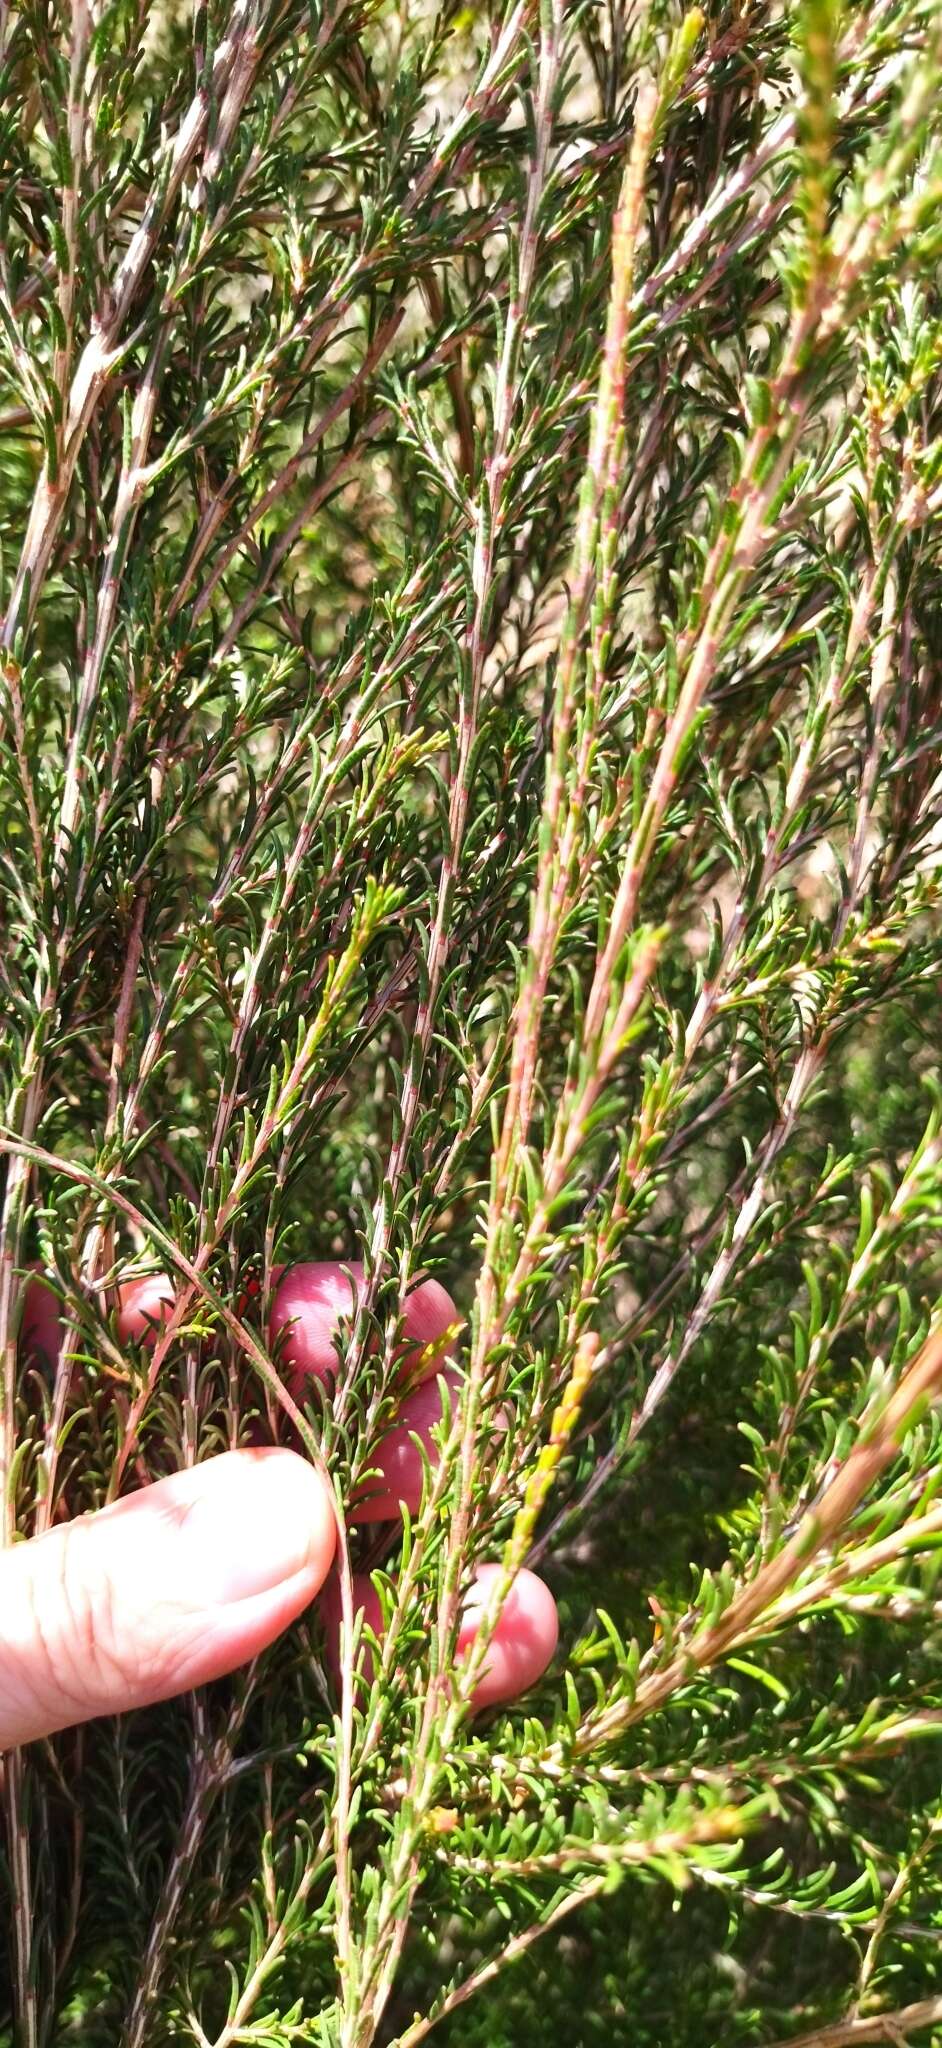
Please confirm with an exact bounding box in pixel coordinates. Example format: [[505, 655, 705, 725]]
[[3, 0, 942, 2041]]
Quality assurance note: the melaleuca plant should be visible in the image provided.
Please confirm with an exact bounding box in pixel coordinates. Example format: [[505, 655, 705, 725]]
[[3, 0, 942, 2041]]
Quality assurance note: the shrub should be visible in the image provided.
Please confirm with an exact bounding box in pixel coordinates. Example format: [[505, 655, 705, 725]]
[[3, 0, 942, 2041]]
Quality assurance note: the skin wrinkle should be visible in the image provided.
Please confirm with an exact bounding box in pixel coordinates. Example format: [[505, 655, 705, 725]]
[[0, 1541, 86, 1734], [4, 1491, 190, 1739], [0, 1585, 50, 1735], [7, 1517, 128, 1727], [68, 1506, 178, 1704], [59, 1518, 115, 1712]]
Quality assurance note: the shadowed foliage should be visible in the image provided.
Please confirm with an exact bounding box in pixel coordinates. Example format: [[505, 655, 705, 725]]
[[3, 0, 942, 2041]]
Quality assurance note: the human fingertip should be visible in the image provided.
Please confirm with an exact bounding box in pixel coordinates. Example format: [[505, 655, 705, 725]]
[[350, 1367, 462, 1522], [401, 1276, 461, 1380], [458, 1565, 559, 1709], [319, 1559, 558, 1713], [117, 1272, 175, 1347], [21, 1268, 63, 1371], [175, 1447, 336, 1606], [269, 1261, 363, 1388]]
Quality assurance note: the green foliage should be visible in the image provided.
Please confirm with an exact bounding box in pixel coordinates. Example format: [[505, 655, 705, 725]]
[[3, 0, 942, 2042]]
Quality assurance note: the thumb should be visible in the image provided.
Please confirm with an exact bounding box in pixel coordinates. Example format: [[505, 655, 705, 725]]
[[0, 1450, 335, 1750]]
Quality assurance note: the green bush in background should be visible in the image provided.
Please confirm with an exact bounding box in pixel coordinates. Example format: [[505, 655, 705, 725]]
[[3, 0, 942, 2040]]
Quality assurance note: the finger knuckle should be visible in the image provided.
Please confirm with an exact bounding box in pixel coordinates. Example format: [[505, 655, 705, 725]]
[[58, 1522, 131, 1707]]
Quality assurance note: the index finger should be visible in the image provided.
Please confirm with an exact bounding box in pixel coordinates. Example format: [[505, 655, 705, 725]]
[[269, 1261, 459, 1392]]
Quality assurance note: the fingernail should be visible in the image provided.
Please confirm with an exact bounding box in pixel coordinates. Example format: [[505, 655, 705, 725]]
[[175, 1450, 330, 1606]]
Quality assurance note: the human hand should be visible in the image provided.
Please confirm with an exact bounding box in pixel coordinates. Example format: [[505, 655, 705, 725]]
[[0, 1445, 334, 1750], [4, 1263, 557, 1749]]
